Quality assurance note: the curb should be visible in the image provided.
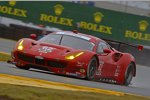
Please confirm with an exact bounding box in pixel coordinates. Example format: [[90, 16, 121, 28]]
[[0, 52, 10, 62], [0, 74, 124, 96], [0, 52, 10, 55]]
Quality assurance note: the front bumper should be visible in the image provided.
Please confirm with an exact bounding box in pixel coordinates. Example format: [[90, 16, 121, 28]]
[[11, 51, 87, 78]]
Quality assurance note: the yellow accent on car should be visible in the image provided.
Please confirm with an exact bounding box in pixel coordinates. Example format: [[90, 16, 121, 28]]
[[65, 52, 84, 60], [17, 40, 24, 50]]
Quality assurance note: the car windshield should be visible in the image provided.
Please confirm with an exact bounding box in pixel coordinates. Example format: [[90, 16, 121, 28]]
[[38, 34, 95, 51]]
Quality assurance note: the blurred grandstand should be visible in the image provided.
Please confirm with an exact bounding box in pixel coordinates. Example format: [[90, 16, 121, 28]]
[[1, 1, 150, 33], [0, 1, 150, 66], [1, 1, 150, 28], [73, 1, 150, 17], [0, 1, 150, 48]]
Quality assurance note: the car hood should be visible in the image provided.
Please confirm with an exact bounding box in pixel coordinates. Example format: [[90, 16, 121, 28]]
[[24, 41, 78, 59]]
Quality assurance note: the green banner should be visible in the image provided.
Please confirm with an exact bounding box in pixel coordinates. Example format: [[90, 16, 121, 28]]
[[0, 1, 150, 45]]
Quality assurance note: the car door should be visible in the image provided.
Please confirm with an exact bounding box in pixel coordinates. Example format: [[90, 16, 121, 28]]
[[96, 42, 117, 78]]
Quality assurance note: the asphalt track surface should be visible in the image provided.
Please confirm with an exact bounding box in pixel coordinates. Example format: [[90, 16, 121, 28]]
[[0, 38, 150, 97]]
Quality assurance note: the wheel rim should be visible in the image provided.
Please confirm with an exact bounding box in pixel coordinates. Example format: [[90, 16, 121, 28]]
[[89, 60, 97, 79], [125, 66, 133, 85]]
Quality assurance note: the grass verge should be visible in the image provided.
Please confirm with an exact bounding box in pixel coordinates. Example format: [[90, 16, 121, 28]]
[[0, 83, 149, 100], [0, 52, 11, 61]]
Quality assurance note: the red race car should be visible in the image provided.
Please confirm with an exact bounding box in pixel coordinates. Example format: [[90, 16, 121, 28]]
[[10, 30, 143, 85]]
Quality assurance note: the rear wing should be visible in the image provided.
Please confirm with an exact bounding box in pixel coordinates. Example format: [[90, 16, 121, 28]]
[[102, 38, 143, 51]]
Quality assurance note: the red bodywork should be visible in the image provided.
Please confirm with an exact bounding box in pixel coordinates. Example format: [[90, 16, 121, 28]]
[[11, 31, 137, 85]]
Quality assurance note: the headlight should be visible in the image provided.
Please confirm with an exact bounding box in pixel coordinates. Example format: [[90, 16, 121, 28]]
[[17, 40, 24, 50], [65, 52, 84, 60]]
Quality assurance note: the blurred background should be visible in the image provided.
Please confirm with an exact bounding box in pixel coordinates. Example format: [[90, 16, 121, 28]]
[[0, 1, 150, 66]]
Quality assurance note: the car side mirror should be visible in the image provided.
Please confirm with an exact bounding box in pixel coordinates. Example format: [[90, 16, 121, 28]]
[[30, 34, 37, 40], [137, 45, 143, 51], [103, 49, 111, 54]]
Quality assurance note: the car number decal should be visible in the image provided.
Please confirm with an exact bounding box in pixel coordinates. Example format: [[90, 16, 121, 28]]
[[96, 61, 104, 76], [38, 46, 55, 53]]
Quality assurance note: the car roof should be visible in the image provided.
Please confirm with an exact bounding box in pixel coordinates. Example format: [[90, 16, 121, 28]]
[[53, 31, 105, 43]]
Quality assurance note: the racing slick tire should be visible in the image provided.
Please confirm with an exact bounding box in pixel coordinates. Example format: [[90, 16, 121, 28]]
[[124, 63, 134, 86], [16, 65, 30, 70], [87, 57, 98, 80]]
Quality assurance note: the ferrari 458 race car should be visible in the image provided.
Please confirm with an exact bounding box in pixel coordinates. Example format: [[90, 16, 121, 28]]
[[9, 30, 143, 85]]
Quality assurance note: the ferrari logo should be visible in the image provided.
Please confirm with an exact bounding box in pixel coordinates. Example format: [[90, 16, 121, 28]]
[[38, 46, 55, 53]]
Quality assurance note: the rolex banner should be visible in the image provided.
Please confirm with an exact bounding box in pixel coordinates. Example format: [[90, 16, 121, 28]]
[[0, 1, 150, 46]]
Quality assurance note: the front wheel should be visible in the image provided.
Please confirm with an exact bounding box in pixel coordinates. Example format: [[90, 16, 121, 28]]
[[124, 63, 134, 86], [87, 57, 98, 80]]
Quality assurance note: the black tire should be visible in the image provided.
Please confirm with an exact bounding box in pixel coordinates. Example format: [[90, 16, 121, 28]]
[[16, 65, 30, 70], [87, 57, 98, 80], [124, 63, 134, 86]]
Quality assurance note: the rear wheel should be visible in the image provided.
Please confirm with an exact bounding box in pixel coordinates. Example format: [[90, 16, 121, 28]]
[[16, 65, 30, 70], [124, 63, 134, 86], [87, 57, 98, 80]]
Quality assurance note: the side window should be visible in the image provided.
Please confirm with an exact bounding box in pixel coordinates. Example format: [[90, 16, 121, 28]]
[[97, 42, 109, 54]]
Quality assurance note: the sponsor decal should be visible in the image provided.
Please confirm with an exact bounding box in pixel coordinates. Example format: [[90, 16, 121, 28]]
[[76, 61, 85, 67], [40, 14, 73, 26], [77, 21, 112, 34], [40, 4, 73, 27], [114, 66, 120, 77], [40, 6, 112, 35], [125, 20, 150, 41], [96, 61, 104, 75], [77, 12, 112, 35], [0, 1, 27, 17], [94, 12, 104, 23], [138, 20, 149, 31], [9, 0, 16, 6], [54, 4, 64, 16]]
